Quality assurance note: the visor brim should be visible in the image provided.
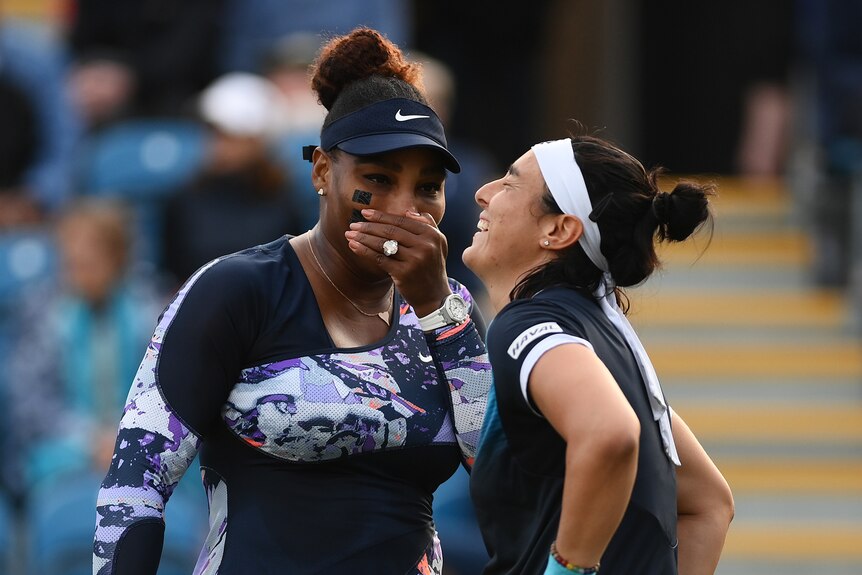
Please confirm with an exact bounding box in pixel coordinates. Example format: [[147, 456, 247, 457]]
[[336, 133, 461, 174]]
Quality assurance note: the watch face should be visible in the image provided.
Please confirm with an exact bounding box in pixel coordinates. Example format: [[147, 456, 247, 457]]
[[444, 294, 469, 322]]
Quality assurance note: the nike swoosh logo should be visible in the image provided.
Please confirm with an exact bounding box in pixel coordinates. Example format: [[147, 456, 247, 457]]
[[419, 353, 433, 362], [395, 109, 430, 122]]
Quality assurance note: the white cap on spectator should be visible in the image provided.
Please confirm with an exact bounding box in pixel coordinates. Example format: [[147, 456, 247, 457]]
[[198, 73, 283, 138]]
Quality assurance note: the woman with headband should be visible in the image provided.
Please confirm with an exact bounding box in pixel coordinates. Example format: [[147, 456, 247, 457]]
[[93, 28, 490, 575], [465, 135, 733, 574]]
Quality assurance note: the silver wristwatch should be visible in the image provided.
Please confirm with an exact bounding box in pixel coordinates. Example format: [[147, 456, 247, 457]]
[[418, 293, 469, 331]]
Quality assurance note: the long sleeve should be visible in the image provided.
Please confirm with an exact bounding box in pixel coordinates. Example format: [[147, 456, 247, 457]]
[[92, 306, 202, 575], [94, 257, 258, 575], [425, 281, 491, 468]]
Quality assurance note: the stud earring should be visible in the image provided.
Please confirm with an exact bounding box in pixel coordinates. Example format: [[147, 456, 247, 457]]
[[317, 188, 325, 196], [543, 240, 550, 246]]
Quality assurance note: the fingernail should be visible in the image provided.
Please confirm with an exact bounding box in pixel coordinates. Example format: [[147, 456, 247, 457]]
[[349, 222, 360, 230], [345, 230, 357, 239], [361, 208, 373, 216], [407, 210, 421, 217]]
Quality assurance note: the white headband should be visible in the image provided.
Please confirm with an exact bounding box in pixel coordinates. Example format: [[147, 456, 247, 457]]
[[532, 139, 609, 272], [531, 138, 680, 466]]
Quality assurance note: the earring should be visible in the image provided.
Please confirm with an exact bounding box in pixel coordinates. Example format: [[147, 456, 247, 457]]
[[543, 240, 550, 246], [317, 188, 325, 196]]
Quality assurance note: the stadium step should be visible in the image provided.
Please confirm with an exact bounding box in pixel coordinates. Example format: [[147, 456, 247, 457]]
[[632, 177, 862, 575], [647, 341, 862, 379], [630, 290, 848, 329]]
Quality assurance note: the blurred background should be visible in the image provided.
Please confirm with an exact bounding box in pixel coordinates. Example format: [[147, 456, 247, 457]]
[[0, 0, 859, 574]]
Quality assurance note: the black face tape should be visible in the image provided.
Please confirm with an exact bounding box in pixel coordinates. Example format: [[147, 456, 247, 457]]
[[352, 189, 372, 205], [350, 208, 366, 224]]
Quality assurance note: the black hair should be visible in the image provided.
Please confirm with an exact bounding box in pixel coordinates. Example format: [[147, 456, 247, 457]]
[[511, 134, 715, 311]]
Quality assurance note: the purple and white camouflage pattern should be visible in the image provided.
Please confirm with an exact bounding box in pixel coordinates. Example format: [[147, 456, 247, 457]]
[[223, 336, 452, 461]]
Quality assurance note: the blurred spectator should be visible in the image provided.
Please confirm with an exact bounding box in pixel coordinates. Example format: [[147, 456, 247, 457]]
[[220, 0, 412, 73], [261, 32, 327, 136], [67, 49, 136, 132], [735, 82, 792, 177], [65, 0, 225, 122], [0, 14, 80, 220], [6, 198, 167, 494], [261, 32, 328, 232], [162, 72, 304, 285]]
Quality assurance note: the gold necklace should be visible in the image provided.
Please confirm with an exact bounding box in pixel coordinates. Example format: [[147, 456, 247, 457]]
[[307, 236, 394, 326]]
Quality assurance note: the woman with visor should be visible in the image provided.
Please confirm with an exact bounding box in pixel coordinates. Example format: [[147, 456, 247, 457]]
[[93, 28, 490, 575], [465, 135, 733, 574]]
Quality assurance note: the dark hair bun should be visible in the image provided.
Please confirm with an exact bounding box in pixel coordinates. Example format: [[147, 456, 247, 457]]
[[311, 28, 423, 110], [656, 181, 715, 242]]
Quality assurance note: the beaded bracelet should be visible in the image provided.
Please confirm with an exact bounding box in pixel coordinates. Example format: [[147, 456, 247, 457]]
[[550, 541, 600, 574]]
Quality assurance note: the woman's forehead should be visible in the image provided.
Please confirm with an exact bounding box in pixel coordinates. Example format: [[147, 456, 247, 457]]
[[509, 150, 543, 185]]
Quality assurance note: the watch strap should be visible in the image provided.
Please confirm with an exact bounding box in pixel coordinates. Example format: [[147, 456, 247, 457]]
[[418, 309, 449, 331]]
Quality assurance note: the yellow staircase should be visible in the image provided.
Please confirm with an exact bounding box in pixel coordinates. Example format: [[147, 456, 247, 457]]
[[629, 177, 862, 574]]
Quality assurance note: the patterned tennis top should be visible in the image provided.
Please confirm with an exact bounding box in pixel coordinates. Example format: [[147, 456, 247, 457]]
[[93, 236, 491, 575]]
